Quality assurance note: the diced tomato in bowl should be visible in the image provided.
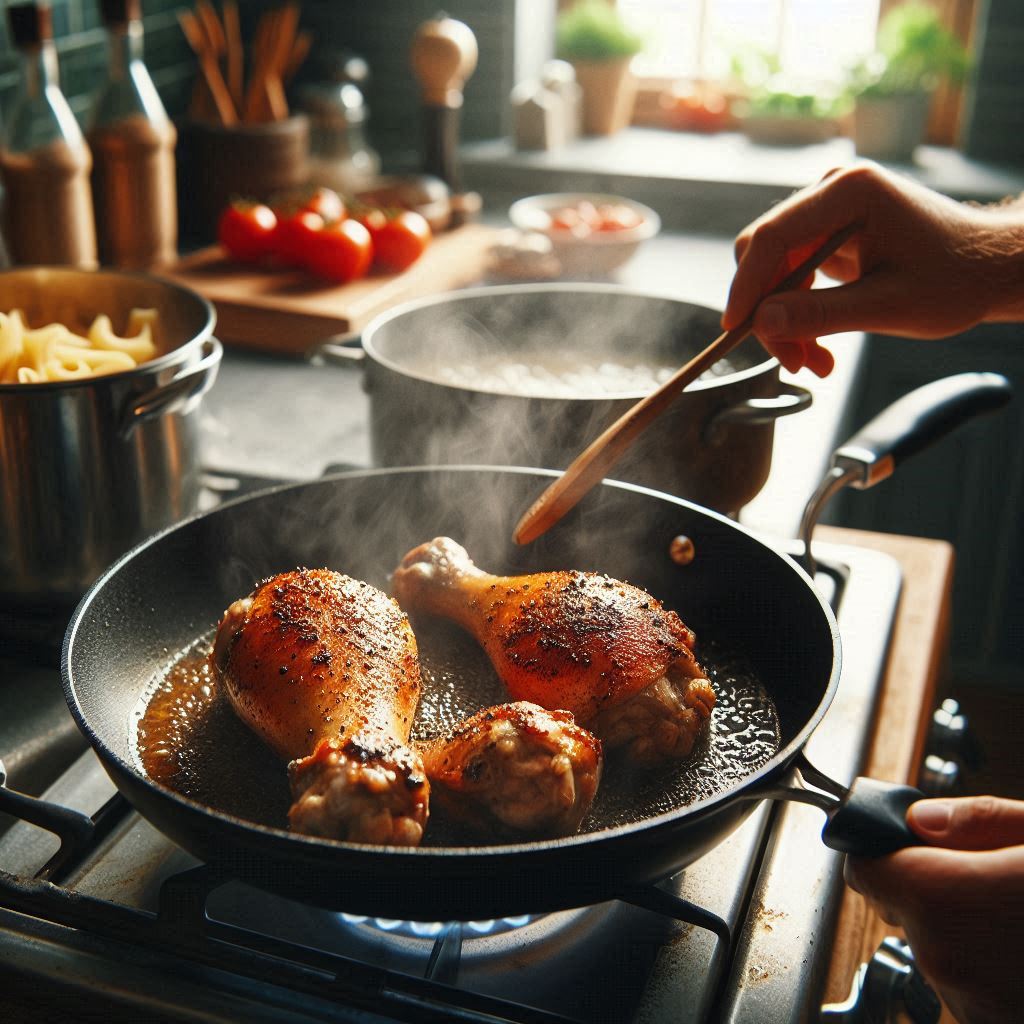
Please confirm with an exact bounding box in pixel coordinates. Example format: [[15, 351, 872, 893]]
[[508, 192, 660, 277]]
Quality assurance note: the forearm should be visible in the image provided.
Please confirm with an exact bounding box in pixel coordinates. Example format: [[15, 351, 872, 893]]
[[969, 200, 1024, 323]]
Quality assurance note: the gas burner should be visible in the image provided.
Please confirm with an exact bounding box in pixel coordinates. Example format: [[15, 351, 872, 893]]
[[338, 911, 537, 939]]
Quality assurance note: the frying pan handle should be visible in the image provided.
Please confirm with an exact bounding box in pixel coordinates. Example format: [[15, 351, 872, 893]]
[[799, 372, 1012, 574], [763, 752, 924, 857], [822, 776, 924, 857]]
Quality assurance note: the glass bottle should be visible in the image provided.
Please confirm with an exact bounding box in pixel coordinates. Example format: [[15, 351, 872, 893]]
[[299, 52, 381, 195], [88, 0, 178, 268], [0, 1, 97, 268]]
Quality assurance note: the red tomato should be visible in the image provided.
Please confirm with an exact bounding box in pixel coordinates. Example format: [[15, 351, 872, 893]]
[[306, 219, 373, 283], [363, 209, 432, 272], [217, 201, 277, 262], [272, 210, 325, 268], [298, 186, 346, 224], [273, 186, 346, 225], [595, 203, 642, 232]]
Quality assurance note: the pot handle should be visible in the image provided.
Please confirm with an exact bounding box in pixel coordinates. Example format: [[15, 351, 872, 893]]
[[799, 372, 1012, 574], [702, 382, 812, 443], [758, 750, 923, 857], [305, 335, 367, 367], [120, 337, 224, 437]]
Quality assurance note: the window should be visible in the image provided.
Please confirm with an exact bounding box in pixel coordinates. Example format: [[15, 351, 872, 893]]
[[618, 0, 881, 89]]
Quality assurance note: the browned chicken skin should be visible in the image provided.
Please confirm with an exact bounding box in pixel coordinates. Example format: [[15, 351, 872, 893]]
[[212, 568, 429, 846], [392, 538, 716, 765], [419, 702, 602, 838]]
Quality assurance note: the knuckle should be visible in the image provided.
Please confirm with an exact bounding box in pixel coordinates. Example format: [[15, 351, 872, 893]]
[[959, 794, 1001, 831]]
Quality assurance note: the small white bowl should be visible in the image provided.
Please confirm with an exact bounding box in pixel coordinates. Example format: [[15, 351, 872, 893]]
[[508, 192, 660, 277]]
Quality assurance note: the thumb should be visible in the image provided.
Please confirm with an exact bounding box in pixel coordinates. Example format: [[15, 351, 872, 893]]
[[908, 796, 1024, 851]]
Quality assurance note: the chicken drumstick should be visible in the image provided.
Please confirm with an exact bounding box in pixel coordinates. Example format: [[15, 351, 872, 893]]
[[420, 702, 602, 838], [212, 568, 429, 846], [393, 538, 716, 765]]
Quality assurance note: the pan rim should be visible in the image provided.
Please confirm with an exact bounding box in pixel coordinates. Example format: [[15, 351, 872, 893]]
[[61, 465, 842, 860]]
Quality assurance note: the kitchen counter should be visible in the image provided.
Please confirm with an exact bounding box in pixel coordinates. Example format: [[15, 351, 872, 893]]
[[200, 228, 864, 543]]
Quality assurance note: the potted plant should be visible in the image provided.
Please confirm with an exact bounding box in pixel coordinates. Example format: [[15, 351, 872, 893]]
[[555, 1, 644, 136], [731, 51, 846, 146], [847, 1, 970, 162]]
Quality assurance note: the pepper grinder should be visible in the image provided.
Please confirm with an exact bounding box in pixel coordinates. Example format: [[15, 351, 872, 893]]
[[409, 15, 480, 226]]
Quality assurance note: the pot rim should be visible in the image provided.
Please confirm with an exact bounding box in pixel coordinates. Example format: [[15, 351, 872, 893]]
[[0, 266, 216, 394], [361, 282, 779, 401]]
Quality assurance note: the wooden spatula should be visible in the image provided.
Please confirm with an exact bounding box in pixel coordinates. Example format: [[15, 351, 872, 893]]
[[512, 221, 863, 545]]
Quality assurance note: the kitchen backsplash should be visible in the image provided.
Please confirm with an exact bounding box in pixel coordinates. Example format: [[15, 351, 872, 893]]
[[0, 0, 515, 171]]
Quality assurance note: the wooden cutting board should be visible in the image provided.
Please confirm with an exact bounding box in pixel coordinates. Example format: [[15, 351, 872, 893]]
[[163, 222, 499, 355]]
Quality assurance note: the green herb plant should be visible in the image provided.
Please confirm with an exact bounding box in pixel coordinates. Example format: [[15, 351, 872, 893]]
[[555, 1, 645, 62], [848, 2, 970, 99]]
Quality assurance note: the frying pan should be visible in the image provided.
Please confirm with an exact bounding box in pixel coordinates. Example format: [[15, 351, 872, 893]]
[[48, 375, 1009, 922]]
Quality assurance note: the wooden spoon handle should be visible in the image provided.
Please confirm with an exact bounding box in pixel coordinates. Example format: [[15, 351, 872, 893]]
[[512, 220, 864, 545]]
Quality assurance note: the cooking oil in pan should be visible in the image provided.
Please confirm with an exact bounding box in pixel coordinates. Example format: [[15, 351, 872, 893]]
[[132, 623, 780, 841]]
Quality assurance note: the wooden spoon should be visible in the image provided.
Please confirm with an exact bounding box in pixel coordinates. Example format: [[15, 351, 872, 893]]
[[512, 221, 864, 545]]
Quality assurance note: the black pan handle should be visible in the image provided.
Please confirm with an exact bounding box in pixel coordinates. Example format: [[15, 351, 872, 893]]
[[832, 372, 1011, 490], [822, 776, 924, 856], [800, 372, 1012, 573], [761, 751, 924, 857]]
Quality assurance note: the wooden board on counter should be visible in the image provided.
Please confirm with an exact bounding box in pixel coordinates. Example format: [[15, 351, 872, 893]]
[[163, 222, 499, 355], [819, 526, 957, 1022]]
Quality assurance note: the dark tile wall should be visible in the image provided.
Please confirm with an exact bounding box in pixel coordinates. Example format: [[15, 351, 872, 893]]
[[963, 0, 1024, 166], [0, 0, 194, 124], [0, 0, 515, 172]]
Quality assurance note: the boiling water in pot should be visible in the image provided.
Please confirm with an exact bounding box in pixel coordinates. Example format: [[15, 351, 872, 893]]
[[432, 353, 738, 399], [132, 616, 781, 843]]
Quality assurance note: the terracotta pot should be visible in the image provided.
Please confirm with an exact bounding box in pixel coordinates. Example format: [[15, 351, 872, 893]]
[[853, 92, 931, 163], [570, 57, 637, 136]]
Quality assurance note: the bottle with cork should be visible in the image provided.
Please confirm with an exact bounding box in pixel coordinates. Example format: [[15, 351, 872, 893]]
[[87, 0, 178, 269], [0, 1, 98, 268]]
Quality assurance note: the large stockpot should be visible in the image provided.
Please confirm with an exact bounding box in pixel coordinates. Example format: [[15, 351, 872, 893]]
[[0, 267, 222, 614], [322, 285, 811, 514]]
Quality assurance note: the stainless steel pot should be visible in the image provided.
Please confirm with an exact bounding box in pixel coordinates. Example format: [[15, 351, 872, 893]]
[[317, 284, 811, 514], [0, 267, 222, 613]]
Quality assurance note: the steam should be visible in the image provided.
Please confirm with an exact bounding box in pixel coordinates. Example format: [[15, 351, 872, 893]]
[[365, 287, 763, 521]]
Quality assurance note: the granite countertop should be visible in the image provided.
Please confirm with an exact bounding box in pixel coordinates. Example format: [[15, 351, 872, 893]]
[[200, 227, 860, 544]]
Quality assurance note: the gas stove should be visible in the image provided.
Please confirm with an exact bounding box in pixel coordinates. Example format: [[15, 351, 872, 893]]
[[0, 516, 908, 1023]]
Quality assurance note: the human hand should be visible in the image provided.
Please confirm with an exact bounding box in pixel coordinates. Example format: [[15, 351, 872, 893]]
[[845, 795, 1024, 1024], [722, 162, 1024, 376]]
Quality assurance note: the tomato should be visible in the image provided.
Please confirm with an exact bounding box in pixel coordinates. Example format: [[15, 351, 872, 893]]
[[362, 209, 432, 272], [301, 187, 345, 223], [217, 201, 277, 262], [306, 219, 373, 283], [595, 203, 642, 232], [272, 210, 325, 268], [545, 200, 641, 237]]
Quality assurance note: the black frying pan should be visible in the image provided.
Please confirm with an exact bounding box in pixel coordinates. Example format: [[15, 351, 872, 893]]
[[57, 464, 923, 921]]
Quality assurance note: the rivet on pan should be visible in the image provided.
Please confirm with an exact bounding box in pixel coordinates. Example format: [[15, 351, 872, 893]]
[[670, 535, 696, 566]]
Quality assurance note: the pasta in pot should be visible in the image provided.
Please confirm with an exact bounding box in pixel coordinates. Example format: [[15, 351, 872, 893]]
[[0, 307, 159, 384]]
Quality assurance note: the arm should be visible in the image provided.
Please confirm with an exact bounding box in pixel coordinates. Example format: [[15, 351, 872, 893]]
[[844, 795, 1024, 1024], [722, 162, 1024, 376]]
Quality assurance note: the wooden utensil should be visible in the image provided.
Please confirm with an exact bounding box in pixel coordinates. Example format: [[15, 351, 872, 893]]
[[512, 221, 864, 545], [178, 8, 237, 125]]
